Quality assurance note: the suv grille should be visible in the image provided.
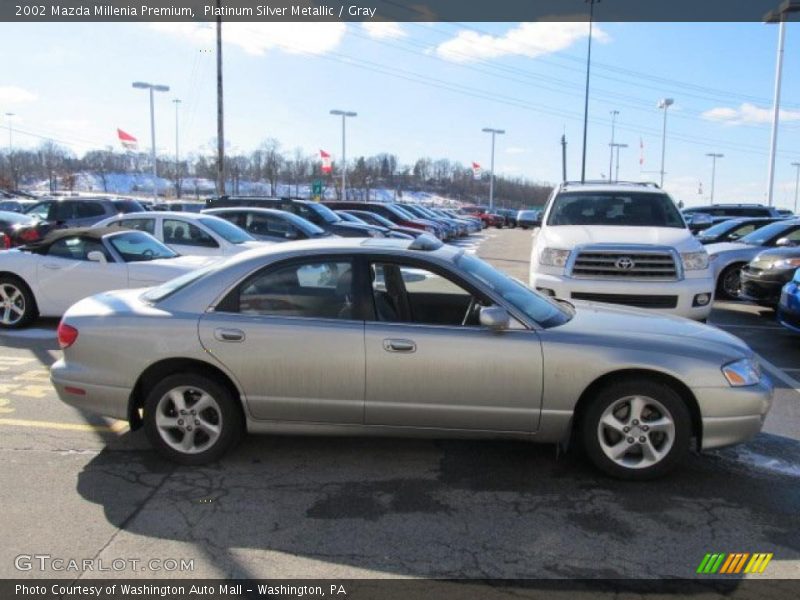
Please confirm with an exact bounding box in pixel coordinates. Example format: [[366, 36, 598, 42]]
[[570, 249, 679, 281]]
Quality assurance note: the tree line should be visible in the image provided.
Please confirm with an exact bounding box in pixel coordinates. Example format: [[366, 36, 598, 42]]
[[0, 138, 553, 208]]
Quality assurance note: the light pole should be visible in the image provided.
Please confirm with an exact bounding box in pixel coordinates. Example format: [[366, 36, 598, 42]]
[[608, 109, 619, 181], [792, 161, 800, 214], [132, 81, 170, 202], [658, 98, 674, 188], [482, 127, 505, 209], [173, 98, 181, 198], [580, 0, 599, 183], [706, 153, 724, 203], [330, 109, 357, 201], [609, 142, 628, 183], [764, 1, 800, 206]]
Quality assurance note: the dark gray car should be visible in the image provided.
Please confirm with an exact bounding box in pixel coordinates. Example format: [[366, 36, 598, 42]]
[[24, 197, 145, 228]]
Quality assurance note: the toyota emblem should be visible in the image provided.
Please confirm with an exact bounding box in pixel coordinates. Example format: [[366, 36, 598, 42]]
[[615, 257, 636, 270]]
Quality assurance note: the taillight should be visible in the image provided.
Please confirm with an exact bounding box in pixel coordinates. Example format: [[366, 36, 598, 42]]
[[57, 321, 79, 349], [19, 228, 40, 243], [1, 233, 9, 249]]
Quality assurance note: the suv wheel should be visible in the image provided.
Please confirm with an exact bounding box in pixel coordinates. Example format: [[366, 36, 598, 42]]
[[581, 378, 691, 480], [0, 276, 37, 329], [718, 264, 744, 299], [144, 373, 244, 465]]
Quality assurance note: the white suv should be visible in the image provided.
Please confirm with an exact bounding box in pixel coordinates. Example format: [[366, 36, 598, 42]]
[[529, 182, 714, 320]]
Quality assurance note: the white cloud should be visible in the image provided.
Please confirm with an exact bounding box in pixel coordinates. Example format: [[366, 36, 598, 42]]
[[435, 22, 610, 63], [0, 86, 37, 105], [362, 22, 406, 39], [149, 22, 346, 56], [702, 102, 800, 125]]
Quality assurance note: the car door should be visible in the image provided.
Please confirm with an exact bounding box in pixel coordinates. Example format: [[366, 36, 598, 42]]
[[363, 258, 543, 432], [36, 236, 128, 314], [198, 256, 365, 424], [162, 218, 222, 256]]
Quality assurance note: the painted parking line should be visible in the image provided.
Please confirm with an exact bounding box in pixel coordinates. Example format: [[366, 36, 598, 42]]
[[756, 354, 800, 393], [0, 417, 129, 434]]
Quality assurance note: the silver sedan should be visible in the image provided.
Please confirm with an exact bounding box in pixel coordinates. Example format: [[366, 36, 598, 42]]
[[51, 236, 773, 479]]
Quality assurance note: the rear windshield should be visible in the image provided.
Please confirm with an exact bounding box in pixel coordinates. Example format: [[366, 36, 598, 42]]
[[547, 192, 684, 228], [198, 217, 255, 244], [740, 222, 796, 246], [112, 199, 145, 213]]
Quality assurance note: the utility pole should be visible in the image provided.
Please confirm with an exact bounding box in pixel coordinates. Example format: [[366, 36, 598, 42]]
[[482, 127, 505, 209], [561, 134, 568, 182], [580, 0, 599, 184], [216, 0, 225, 197], [173, 98, 181, 198], [792, 162, 800, 214], [608, 109, 619, 182], [658, 98, 674, 187], [706, 153, 723, 203]]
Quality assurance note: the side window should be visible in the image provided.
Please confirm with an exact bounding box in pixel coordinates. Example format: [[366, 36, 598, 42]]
[[729, 224, 756, 239], [163, 219, 219, 248], [26, 202, 51, 220], [118, 218, 155, 234], [295, 204, 323, 226], [50, 202, 76, 221], [235, 260, 354, 320], [46, 237, 108, 261], [370, 262, 479, 326], [76, 202, 107, 218], [785, 228, 800, 243]]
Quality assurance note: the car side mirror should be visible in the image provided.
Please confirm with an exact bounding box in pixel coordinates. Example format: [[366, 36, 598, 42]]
[[86, 250, 107, 263], [776, 237, 796, 247], [479, 306, 510, 331], [284, 231, 298, 240]]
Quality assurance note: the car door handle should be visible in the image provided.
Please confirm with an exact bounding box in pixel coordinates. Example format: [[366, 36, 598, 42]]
[[383, 338, 416, 353], [214, 328, 245, 343], [42, 263, 63, 270]]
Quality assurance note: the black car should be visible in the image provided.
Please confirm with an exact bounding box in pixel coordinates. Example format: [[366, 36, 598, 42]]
[[203, 207, 330, 242], [740, 247, 800, 307], [696, 217, 783, 245], [23, 197, 145, 228], [0, 210, 52, 248], [334, 211, 413, 239], [206, 196, 385, 238], [339, 209, 423, 239], [323, 201, 443, 237], [683, 204, 784, 219]]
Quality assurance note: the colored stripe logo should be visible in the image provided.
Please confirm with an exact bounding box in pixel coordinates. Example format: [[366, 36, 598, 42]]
[[696, 553, 773, 574]]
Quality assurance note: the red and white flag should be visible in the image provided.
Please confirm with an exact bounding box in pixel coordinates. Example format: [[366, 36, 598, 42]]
[[639, 137, 645, 166], [320, 149, 332, 174], [117, 128, 138, 151], [471, 161, 482, 180]]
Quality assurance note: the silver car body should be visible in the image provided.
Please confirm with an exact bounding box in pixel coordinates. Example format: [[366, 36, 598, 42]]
[[52, 238, 771, 451]]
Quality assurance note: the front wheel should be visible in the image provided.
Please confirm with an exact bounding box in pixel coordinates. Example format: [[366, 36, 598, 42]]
[[717, 264, 744, 300], [0, 276, 37, 329], [581, 378, 691, 480], [144, 373, 244, 465]]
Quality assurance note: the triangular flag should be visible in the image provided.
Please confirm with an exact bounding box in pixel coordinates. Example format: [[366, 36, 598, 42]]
[[320, 149, 332, 174], [117, 128, 138, 151]]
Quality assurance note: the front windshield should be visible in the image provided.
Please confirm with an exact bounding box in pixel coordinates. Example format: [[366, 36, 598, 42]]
[[198, 217, 255, 244], [697, 220, 739, 238], [304, 202, 340, 224], [107, 231, 178, 262], [740, 222, 795, 246], [547, 192, 685, 228], [456, 253, 571, 328], [141, 262, 223, 303]]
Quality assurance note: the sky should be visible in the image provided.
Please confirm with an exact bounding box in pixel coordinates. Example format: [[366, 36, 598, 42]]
[[1, 19, 799, 208]]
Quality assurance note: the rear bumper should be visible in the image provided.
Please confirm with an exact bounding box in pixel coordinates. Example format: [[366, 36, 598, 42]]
[[51, 359, 130, 421], [694, 377, 773, 450]]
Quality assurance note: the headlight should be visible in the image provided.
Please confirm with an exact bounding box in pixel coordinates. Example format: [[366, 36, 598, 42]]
[[539, 248, 571, 268], [722, 358, 761, 387], [681, 250, 710, 271], [773, 258, 800, 270]]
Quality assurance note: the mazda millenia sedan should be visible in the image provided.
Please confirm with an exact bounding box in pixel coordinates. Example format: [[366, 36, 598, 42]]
[[51, 236, 773, 479]]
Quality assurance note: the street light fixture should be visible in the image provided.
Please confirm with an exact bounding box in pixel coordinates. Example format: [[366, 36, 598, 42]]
[[792, 161, 800, 214], [764, 1, 800, 207], [132, 81, 170, 202], [330, 109, 357, 201], [705, 153, 724, 203], [657, 98, 674, 188], [609, 142, 628, 183], [482, 127, 505, 209]]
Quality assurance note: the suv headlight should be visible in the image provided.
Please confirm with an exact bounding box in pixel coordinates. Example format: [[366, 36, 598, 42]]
[[681, 250, 710, 271], [773, 258, 800, 270], [722, 358, 761, 387], [540, 248, 571, 268]]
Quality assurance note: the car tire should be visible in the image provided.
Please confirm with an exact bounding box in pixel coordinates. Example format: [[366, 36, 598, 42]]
[[143, 373, 244, 465], [717, 263, 745, 300], [0, 275, 38, 329], [581, 378, 691, 480]]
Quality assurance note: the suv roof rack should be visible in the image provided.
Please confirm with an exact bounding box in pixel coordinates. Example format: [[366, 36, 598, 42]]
[[559, 180, 660, 189]]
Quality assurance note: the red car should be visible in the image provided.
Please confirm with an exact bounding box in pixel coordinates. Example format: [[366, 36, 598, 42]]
[[461, 205, 504, 228], [0, 210, 51, 248]]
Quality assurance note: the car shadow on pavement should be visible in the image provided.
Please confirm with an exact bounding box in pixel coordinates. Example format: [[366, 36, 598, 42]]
[[76, 432, 800, 579]]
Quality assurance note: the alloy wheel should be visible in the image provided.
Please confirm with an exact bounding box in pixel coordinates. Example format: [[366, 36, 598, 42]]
[[0, 283, 26, 326], [155, 386, 223, 454]]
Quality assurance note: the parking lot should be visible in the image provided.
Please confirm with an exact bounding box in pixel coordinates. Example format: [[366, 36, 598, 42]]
[[1, 227, 799, 579]]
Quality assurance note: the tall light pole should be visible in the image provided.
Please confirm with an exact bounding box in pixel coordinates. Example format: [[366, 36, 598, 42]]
[[482, 127, 505, 209], [132, 81, 170, 202], [329, 109, 357, 201], [657, 98, 674, 188], [580, 0, 599, 184], [764, 1, 800, 207], [608, 109, 619, 181], [216, 5, 225, 197], [706, 153, 724, 203], [792, 161, 800, 214], [610, 142, 627, 183], [173, 98, 181, 198]]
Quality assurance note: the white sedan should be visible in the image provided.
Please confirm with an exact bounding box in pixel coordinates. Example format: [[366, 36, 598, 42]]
[[0, 227, 219, 328], [93, 211, 271, 256]]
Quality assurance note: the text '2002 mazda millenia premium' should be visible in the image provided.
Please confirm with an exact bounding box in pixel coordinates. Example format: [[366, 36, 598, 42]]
[[50, 235, 773, 479]]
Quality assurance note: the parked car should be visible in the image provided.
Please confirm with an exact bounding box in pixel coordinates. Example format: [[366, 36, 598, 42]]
[[0, 199, 38, 213], [0, 228, 218, 328], [94, 212, 269, 256], [777, 269, 800, 333], [493, 209, 518, 228], [695, 217, 782, 245], [529, 181, 715, 320], [322, 201, 444, 238], [437, 208, 482, 233], [0, 210, 52, 248], [23, 197, 146, 228], [462, 205, 504, 228], [335, 211, 413, 239], [706, 219, 800, 299], [206, 197, 385, 238], [398, 204, 460, 239], [517, 209, 542, 229], [683, 211, 717, 234], [203, 207, 331, 242], [153, 201, 205, 213], [739, 247, 800, 307], [683, 204, 784, 219], [338, 209, 423, 238], [51, 234, 772, 479]]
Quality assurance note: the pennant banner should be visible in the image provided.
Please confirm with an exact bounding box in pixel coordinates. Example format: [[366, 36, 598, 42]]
[[472, 161, 482, 180], [117, 128, 138, 151], [320, 149, 332, 174]]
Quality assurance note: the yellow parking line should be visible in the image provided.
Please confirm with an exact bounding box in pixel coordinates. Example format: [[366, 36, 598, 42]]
[[0, 417, 129, 433]]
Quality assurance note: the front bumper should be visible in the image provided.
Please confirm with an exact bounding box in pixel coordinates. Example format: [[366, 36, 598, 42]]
[[739, 269, 792, 306], [695, 376, 773, 450], [777, 280, 800, 333], [529, 272, 714, 320]]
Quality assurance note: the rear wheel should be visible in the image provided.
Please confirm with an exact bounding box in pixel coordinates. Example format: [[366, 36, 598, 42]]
[[581, 378, 691, 480], [143, 373, 244, 465], [717, 263, 745, 299], [0, 276, 37, 329]]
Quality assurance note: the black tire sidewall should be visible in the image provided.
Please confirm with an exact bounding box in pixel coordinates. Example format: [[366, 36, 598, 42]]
[[581, 379, 691, 480], [0, 276, 37, 329], [717, 264, 743, 299], [143, 373, 244, 465]]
